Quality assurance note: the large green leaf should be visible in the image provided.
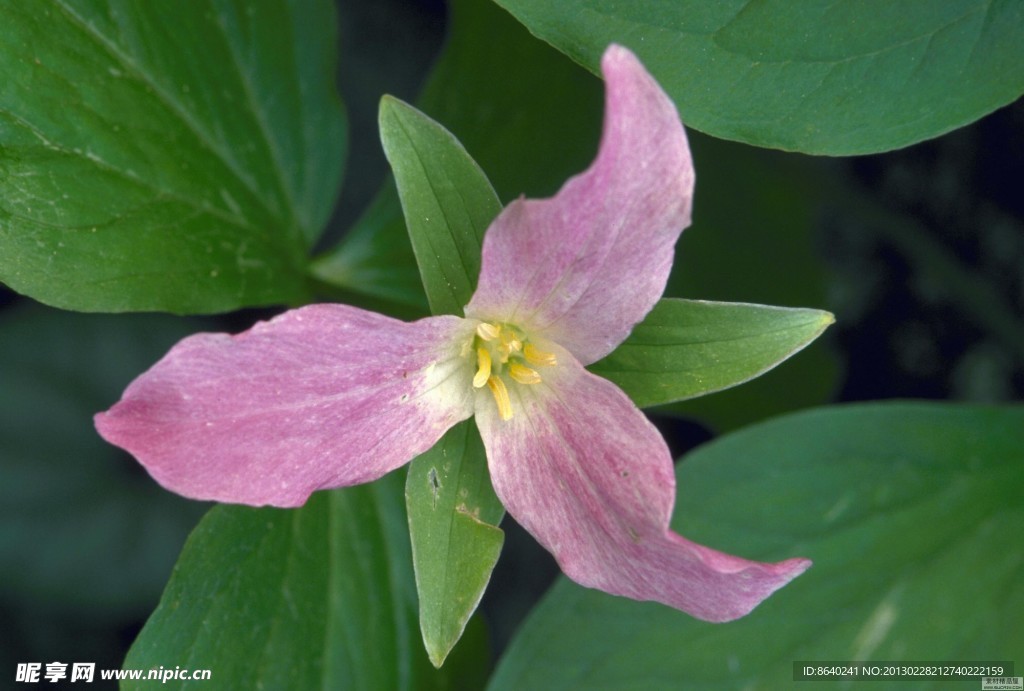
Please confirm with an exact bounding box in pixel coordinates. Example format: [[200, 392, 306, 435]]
[[490, 403, 1024, 690], [406, 421, 505, 668], [0, 0, 346, 313], [590, 298, 833, 408], [379, 96, 501, 317], [124, 472, 489, 690], [312, 0, 602, 313], [493, 0, 1024, 155], [0, 303, 204, 619]]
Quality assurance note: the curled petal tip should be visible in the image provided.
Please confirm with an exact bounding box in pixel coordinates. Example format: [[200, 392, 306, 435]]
[[600, 43, 638, 70], [695, 554, 813, 623]]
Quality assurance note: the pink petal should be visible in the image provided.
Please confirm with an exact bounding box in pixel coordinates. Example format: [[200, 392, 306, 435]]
[[475, 345, 809, 621], [465, 45, 693, 365], [96, 305, 476, 507]]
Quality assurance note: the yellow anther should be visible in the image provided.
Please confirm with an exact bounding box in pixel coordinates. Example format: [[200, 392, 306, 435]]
[[473, 347, 492, 388], [486, 375, 513, 421], [476, 322, 501, 341], [524, 343, 557, 367], [508, 362, 542, 385]]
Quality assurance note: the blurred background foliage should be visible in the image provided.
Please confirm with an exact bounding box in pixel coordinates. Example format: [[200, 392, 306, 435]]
[[1, 0, 1021, 680]]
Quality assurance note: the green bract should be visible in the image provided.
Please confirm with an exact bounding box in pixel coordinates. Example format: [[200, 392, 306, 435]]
[[379, 96, 500, 318], [591, 299, 834, 408]]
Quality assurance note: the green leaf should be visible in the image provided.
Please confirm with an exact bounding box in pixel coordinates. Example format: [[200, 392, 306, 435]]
[[490, 403, 1024, 690], [406, 421, 505, 668], [125, 472, 488, 690], [590, 298, 834, 408], [0, 303, 205, 619], [663, 133, 839, 431], [312, 0, 602, 312], [378, 96, 501, 317], [377, 97, 507, 665], [0, 0, 346, 313], [493, 0, 1024, 155]]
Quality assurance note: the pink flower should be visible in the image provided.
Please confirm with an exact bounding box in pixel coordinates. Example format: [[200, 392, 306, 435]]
[[96, 45, 809, 622]]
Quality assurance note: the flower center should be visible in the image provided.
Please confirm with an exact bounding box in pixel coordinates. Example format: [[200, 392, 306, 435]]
[[471, 321, 557, 421]]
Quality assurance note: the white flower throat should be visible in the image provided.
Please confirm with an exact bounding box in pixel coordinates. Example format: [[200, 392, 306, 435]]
[[469, 321, 557, 421]]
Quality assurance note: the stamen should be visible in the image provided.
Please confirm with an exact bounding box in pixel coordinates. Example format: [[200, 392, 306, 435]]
[[524, 343, 557, 367], [473, 347, 492, 388], [508, 362, 542, 385], [469, 321, 555, 422], [486, 375, 513, 421], [476, 322, 501, 341]]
